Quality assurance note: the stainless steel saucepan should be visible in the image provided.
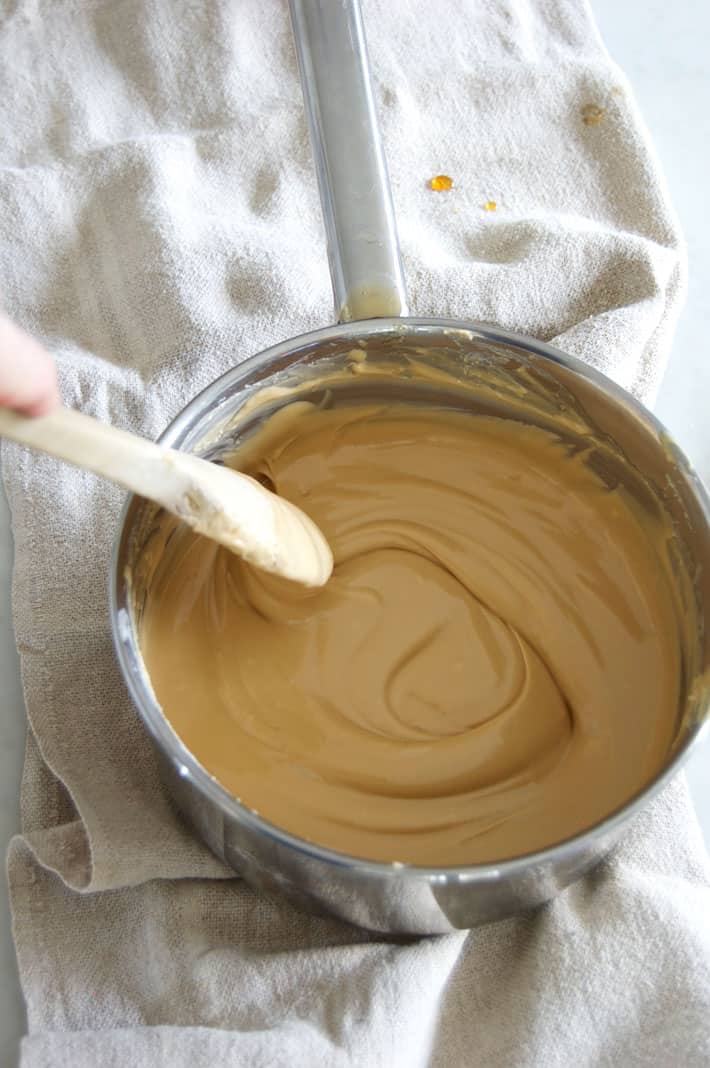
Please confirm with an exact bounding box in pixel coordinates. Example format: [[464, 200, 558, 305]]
[[110, 0, 710, 934]]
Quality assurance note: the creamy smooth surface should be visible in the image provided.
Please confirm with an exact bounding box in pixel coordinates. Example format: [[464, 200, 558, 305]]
[[140, 402, 683, 865]]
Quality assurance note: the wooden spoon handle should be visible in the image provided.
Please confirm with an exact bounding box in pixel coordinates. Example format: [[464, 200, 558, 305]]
[[0, 405, 189, 505]]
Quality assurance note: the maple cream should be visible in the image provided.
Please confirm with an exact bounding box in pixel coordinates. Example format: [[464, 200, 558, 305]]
[[139, 401, 684, 865]]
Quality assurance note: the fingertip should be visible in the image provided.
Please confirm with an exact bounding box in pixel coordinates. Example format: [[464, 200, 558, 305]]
[[0, 314, 60, 416], [21, 392, 59, 418]]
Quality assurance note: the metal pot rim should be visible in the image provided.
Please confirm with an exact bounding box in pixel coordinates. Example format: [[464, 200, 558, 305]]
[[109, 316, 710, 883]]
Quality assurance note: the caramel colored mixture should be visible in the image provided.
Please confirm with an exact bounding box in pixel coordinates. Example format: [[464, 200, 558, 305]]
[[140, 402, 682, 865]]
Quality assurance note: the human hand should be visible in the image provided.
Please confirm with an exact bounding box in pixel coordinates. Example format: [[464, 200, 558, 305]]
[[0, 312, 59, 416]]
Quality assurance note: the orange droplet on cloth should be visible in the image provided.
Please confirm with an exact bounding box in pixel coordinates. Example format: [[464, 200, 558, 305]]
[[581, 103, 606, 126], [483, 200, 497, 212], [429, 174, 453, 191]]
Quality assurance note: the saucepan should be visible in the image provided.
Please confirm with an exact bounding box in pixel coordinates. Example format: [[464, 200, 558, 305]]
[[110, 0, 710, 934]]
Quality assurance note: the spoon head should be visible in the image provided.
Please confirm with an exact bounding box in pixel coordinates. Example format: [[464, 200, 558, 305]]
[[166, 451, 333, 588]]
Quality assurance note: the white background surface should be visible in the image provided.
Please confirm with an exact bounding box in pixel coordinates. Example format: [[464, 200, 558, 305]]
[[1, 2, 709, 1064]]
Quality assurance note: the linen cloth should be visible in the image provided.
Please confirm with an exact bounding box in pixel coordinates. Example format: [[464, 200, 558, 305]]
[[2, 0, 709, 1063]]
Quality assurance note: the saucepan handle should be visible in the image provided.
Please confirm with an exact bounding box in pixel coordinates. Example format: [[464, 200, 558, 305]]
[[289, 0, 409, 322]]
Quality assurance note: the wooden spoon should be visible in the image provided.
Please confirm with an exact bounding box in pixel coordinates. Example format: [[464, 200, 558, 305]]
[[0, 406, 333, 587]]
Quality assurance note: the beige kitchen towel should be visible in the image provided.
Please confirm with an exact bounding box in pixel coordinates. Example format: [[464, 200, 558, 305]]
[[2, 0, 708, 1064]]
